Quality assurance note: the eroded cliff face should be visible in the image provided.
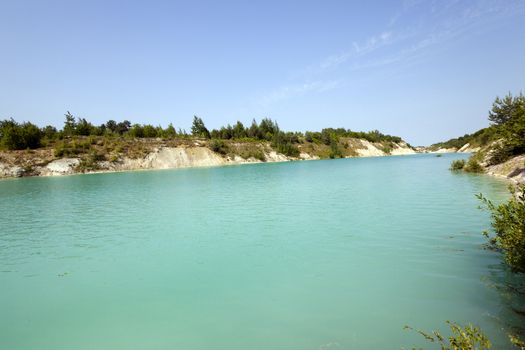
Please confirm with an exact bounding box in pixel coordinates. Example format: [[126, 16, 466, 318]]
[[0, 140, 416, 179], [354, 140, 416, 157], [485, 154, 525, 184]]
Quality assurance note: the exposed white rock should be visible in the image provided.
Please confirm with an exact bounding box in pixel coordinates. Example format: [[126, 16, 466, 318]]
[[265, 151, 290, 162], [457, 143, 470, 152], [355, 140, 385, 157], [146, 147, 225, 169], [390, 142, 417, 156], [0, 162, 25, 177], [299, 152, 320, 160], [433, 148, 457, 154], [43, 158, 80, 176], [457, 143, 481, 153]]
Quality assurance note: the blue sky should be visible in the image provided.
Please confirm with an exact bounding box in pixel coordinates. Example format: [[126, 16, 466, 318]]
[[1, 0, 524, 145]]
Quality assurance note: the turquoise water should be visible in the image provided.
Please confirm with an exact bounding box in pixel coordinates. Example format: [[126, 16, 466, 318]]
[[1, 153, 523, 349]]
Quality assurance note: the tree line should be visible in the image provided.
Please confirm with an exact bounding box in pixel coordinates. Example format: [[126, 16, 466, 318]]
[[0, 112, 404, 153]]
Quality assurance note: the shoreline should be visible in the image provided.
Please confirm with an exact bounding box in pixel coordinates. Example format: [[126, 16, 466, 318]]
[[0, 139, 418, 180], [2, 150, 522, 186], [0, 150, 425, 181]]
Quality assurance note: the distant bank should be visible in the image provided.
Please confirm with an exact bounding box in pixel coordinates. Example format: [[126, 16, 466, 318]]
[[0, 137, 416, 179]]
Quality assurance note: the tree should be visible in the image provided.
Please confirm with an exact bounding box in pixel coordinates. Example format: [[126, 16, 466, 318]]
[[0, 119, 42, 150], [164, 123, 177, 138], [115, 120, 131, 135], [142, 124, 157, 138], [129, 124, 144, 138], [247, 119, 262, 139], [42, 125, 58, 140], [488, 92, 525, 126], [21, 122, 43, 148], [487, 92, 525, 161], [63, 111, 76, 136], [106, 120, 117, 133], [191, 116, 210, 138], [259, 118, 279, 140], [232, 121, 246, 139], [0, 119, 24, 149], [75, 118, 93, 136]]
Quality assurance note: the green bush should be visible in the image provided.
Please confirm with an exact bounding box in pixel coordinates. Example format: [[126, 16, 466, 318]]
[[248, 149, 266, 162], [272, 132, 300, 157], [488, 143, 513, 165], [404, 321, 491, 349], [463, 158, 483, 173], [78, 150, 105, 171], [329, 137, 343, 159], [450, 159, 466, 170], [209, 139, 229, 155], [0, 119, 43, 150], [478, 185, 525, 273]]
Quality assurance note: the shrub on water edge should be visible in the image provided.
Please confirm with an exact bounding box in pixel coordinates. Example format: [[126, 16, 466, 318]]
[[404, 321, 492, 349], [404, 321, 525, 349], [464, 158, 484, 173], [450, 159, 466, 170], [477, 184, 525, 273]]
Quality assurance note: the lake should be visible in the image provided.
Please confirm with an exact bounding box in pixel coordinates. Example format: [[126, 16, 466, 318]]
[[0, 153, 522, 349]]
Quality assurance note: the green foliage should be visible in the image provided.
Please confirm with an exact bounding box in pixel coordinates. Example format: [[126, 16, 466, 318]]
[[0, 119, 43, 150], [310, 128, 403, 144], [489, 92, 524, 126], [63, 111, 76, 136], [142, 124, 158, 138], [238, 146, 266, 161], [75, 118, 94, 136], [191, 116, 210, 139], [209, 139, 229, 155], [431, 127, 497, 150], [259, 118, 280, 140], [463, 158, 483, 173], [2, 112, 407, 158], [232, 121, 246, 139], [404, 321, 491, 350], [77, 150, 105, 171], [129, 124, 145, 138], [329, 136, 343, 159], [450, 159, 466, 170], [272, 131, 300, 157], [42, 125, 58, 140], [477, 185, 525, 273], [509, 334, 525, 350], [304, 131, 320, 143], [489, 92, 525, 159], [487, 143, 514, 165], [381, 142, 393, 155], [163, 123, 177, 138], [54, 139, 92, 157]]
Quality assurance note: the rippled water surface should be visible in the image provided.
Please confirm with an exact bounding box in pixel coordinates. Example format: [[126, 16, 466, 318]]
[[1, 154, 522, 349]]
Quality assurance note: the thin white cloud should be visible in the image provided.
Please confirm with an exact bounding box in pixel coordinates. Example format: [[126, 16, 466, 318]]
[[319, 31, 394, 71], [258, 80, 340, 106], [252, 0, 525, 108]]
